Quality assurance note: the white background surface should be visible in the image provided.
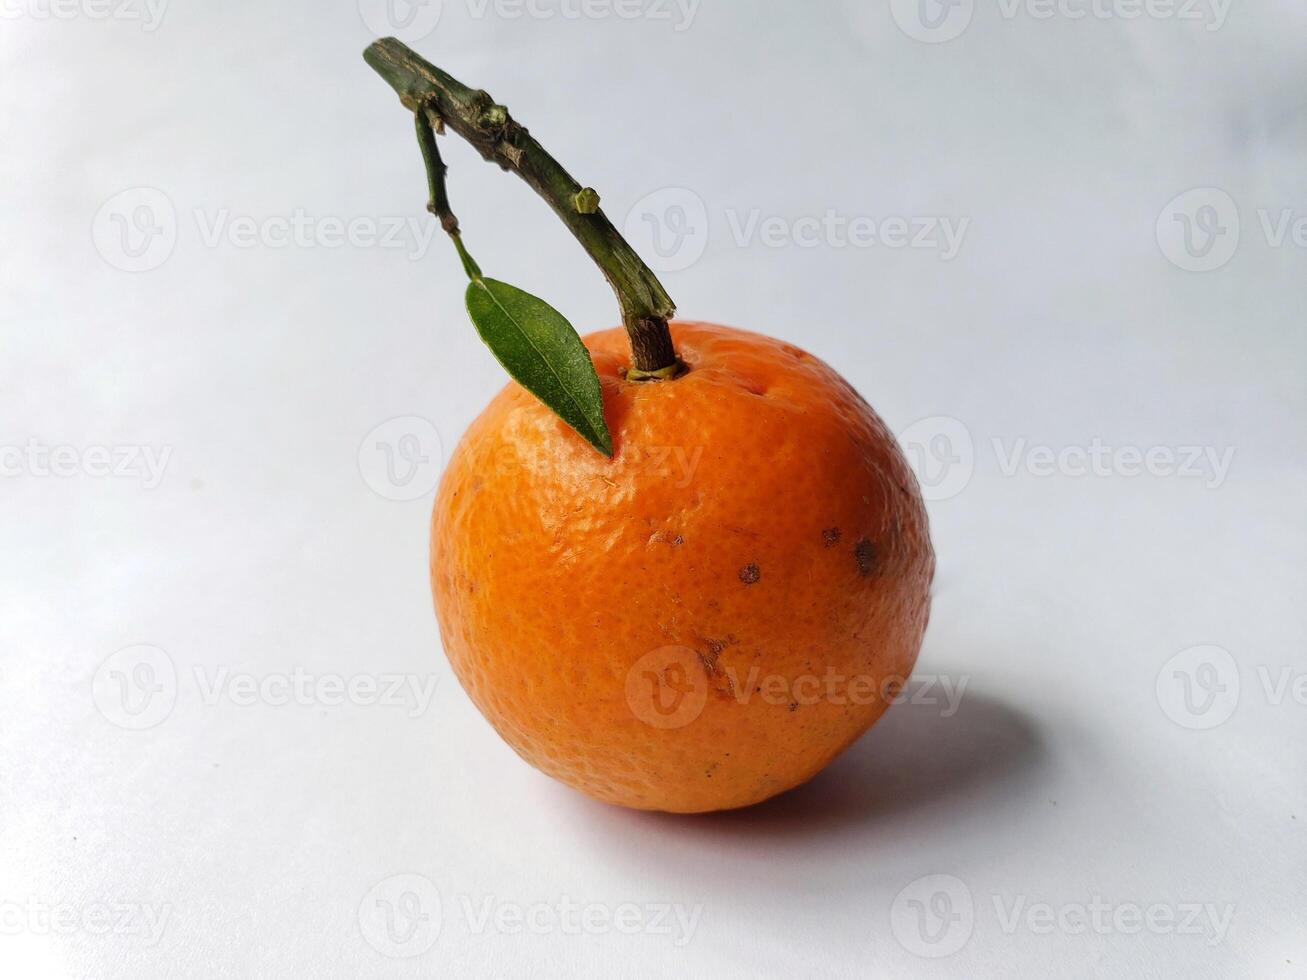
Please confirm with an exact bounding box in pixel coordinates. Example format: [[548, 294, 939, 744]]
[[2, 1, 1305, 977]]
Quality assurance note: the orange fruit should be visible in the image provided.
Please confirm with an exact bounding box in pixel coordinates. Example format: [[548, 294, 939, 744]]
[[431, 321, 935, 813]]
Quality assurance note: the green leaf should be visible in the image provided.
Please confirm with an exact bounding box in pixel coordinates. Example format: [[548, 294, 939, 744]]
[[465, 277, 612, 456]]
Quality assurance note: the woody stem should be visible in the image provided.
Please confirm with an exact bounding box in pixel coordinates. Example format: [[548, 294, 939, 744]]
[[364, 36, 682, 379]]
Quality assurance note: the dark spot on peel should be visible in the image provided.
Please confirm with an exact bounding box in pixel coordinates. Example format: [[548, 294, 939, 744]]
[[854, 538, 877, 577], [822, 527, 841, 548], [738, 563, 760, 585]]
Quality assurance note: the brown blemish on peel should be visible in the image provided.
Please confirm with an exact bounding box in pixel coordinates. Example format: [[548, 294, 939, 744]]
[[703, 636, 732, 659], [738, 563, 761, 585], [696, 639, 737, 699], [822, 527, 841, 548], [854, 538, 877, 577]]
